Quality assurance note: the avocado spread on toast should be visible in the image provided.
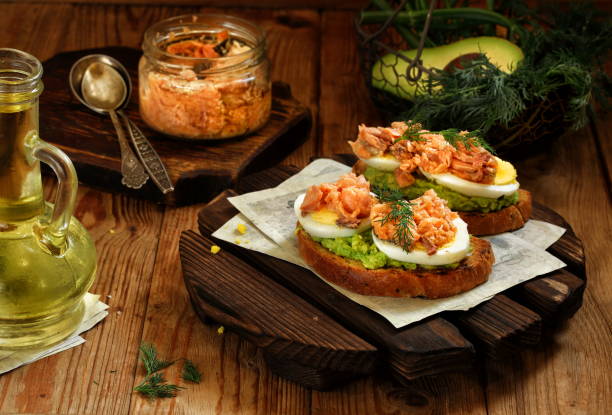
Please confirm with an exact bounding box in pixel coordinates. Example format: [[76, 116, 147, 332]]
[[310, 231, 460, 271], [364, 166, 518, 213]]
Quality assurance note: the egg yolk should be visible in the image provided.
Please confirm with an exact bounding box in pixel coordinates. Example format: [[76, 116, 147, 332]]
[[310, 208, 339, 225], [494, 157, 517, 185]]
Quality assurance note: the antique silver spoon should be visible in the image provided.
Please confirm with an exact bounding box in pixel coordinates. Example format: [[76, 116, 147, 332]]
[[70, 55, 174, 194], [78, 61, 149, 189], [110, 62, 174, 194]]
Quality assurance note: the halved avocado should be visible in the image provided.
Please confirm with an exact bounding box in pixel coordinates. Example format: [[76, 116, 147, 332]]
[[372, 36, 524, 100]]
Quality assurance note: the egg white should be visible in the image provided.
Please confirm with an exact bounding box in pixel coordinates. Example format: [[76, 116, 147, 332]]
[[372, 218, 470, 266], [420, 168, 519, 199], [294, 193, 371, 238], [360, 154, 400, 171]]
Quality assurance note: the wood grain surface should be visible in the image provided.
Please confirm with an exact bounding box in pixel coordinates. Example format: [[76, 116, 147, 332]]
[[0, 1, 609, 414]]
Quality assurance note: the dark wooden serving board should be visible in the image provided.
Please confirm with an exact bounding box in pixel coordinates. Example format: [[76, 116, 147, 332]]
[[39, 47, 311, 206], [181, 156, 586, 390]]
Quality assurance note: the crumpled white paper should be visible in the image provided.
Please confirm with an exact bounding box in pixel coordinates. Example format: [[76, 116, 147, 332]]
[[0, 293, 109, 374], [213, 159, 567, 328]]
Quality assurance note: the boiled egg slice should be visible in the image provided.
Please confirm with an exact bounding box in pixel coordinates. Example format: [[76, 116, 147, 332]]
[[419, 165, 519, 199], [294, 193, 371, 238], [360, 153, 400, 172], [372, 218, 470, 266]]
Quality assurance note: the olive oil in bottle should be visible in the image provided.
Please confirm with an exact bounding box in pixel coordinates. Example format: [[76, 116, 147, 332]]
[[0, 48, 97, 349]]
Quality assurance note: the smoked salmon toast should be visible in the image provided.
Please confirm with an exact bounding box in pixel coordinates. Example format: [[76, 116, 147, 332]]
[[350, 121, 532, 235], [294, 173, 494, 298]]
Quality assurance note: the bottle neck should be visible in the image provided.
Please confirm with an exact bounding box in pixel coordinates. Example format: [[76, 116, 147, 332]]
[[0, 99, 44, 222]]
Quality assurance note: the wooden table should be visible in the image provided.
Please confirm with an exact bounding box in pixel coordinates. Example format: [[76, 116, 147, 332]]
[[1, 2, 610, 414]]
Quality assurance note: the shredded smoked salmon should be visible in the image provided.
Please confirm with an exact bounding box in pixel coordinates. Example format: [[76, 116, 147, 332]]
[[301, 173, 373, 228], [167, 40, 220, 58], [371, 189, 458, 255], [165, 30, 231, 59], [448, 142, 497, 184], [350, 122, 498, 184]]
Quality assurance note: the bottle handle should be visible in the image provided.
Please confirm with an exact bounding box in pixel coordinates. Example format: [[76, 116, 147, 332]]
[[32, 140, 78, 255]]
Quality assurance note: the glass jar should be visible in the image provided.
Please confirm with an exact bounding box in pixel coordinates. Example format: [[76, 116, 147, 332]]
[[139, 14, 271, 140]]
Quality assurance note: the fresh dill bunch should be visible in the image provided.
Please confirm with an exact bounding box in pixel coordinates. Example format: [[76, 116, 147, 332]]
[[181, 360, 202, 384], [134, 372, 183, 400], [139, 342, 174, 376], [404, 57, 527, 133], [373, 184, 415, 252]]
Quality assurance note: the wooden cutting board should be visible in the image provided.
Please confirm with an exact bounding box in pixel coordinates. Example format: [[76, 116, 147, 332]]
[[180, 155, 586, 390], [39, 47, 311, 206]]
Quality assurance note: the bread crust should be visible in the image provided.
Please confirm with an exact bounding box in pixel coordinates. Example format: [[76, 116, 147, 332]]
[[297, 229, 494, 299], [352, 161, 532, 235], [458, 189, 532, 235]]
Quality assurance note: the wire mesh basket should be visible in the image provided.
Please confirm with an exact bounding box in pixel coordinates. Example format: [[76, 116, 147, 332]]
[[355, 0, 575, 156]]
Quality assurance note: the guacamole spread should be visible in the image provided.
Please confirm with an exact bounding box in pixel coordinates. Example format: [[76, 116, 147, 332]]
[[364, 167, 518, 213], [310, 230, 459, 271]]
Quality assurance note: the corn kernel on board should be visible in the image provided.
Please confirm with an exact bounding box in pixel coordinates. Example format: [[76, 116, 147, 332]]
[[39, 47, 311, 206]]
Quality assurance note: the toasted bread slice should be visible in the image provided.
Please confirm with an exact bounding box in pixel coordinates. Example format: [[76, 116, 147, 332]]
[[353, 161, 532, 235], [297, 229, 494, 299], [458, 189, 532, 236]]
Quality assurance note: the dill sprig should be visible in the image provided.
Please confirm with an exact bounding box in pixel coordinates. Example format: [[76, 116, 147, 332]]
[[435, 128, 496, 154], [139, 343, 174, 375], [134, 372, 183, 400], [372, 185, 415, 252], [397, 120, 425, 142], [181, 360, 202, 384], [396, 126, 496, 154]]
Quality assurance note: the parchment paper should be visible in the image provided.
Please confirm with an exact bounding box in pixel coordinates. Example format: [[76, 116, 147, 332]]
[[213, 159, 567, 328]]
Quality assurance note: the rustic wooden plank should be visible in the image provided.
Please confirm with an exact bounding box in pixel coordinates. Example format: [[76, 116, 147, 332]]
[[589, 114, 612, 196], [509, 269, 585, 324], [486, 119, 612, 413], [260, 9, 321, 167], [514, 130, 610, 320], [452, 295, 542, 358], [311, 372, 487, 415], [484, 290, 612, 415], [180, 230, 379, 389], [531, 203, 586, 277], [319, 11, 383, 157]]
